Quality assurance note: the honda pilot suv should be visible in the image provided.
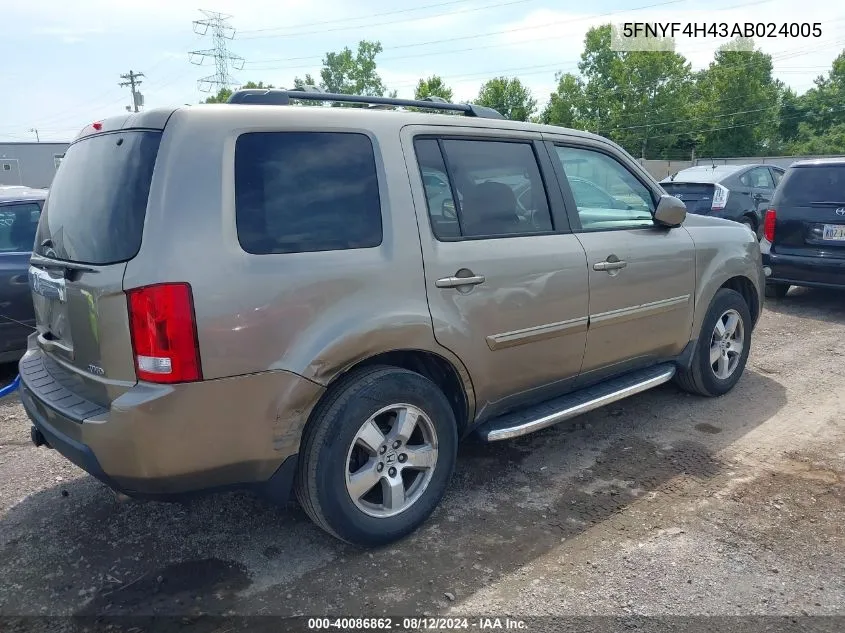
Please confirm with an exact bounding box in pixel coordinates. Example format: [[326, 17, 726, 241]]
[[19, 90, 764, 546]]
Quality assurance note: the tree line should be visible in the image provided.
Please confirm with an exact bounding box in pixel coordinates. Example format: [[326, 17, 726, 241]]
[[203, 25, 845, 159]]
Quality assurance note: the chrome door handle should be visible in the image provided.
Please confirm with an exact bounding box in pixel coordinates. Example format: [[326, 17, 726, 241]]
[[593, 260, 627, 272], [435, 275, 486, 289]]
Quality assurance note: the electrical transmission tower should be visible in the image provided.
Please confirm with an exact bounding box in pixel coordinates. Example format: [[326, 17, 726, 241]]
[[189, 10, 245, 93]]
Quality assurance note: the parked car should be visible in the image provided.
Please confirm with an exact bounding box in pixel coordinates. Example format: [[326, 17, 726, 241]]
[[19, 91, 764, 546], [0, 186, 44, 363], [660, 164, 785, 236], [761, 158, 845, 297]]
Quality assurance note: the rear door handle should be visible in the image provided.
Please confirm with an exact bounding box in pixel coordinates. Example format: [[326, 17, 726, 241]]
[[593, 260, 627, 272], [435, 275, 486, 289]]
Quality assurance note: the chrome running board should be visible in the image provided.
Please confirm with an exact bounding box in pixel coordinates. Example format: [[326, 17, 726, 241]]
[[476, 363, 676, 442]]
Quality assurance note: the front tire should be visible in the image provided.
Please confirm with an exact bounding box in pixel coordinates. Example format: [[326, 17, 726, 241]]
[[295, 366, 458, 547], [675, 288, 752, 397]]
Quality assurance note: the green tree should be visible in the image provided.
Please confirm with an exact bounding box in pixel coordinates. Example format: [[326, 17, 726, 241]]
[[476, 77, 536, 121], [414, 75, 454, 102], [541, 72, 585, 128], [799, 50, 845, 135], [578, 25, 620, 134], [788, 122, 845, 154], [690, 38, 779, 157], [202, 81, 275, 104], [320, 40, 387, 96], [608, 47, 692, 158], [571, 24, 693, 158]]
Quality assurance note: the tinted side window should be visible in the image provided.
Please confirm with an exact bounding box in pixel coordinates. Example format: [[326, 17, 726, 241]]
[[430, 139, 554, 239], [415, 139, 460, 240], [553, 146, 654, 231], [235, 132, 382, 254], [0, 202, 41, 253], [771, 168, 784, 186]]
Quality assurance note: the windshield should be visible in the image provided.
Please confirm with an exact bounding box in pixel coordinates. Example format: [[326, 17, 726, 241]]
[[35, 130, 161, 265]]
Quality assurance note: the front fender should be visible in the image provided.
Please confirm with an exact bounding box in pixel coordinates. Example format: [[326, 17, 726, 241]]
[[685, 219, 764, 336]]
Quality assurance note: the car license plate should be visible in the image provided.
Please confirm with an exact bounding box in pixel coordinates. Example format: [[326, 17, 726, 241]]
[[822, 224, 845, 241]]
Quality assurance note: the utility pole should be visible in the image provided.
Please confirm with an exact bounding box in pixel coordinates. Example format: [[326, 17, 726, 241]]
[[29, 128, 39, 142], [189, 10, 244, 93], [119, 70, 145, 112]]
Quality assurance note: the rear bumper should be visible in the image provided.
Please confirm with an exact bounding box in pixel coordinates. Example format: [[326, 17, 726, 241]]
[[18, 345, 324, 500], [763, 252, 845, 289]]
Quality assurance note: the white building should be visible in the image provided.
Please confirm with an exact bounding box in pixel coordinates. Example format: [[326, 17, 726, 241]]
[[0, 142, 70, 189]]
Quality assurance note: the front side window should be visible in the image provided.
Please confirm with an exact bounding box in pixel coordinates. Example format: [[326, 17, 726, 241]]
[[235, 132, 382, 254], [553, 145, 655, 231], [415, 138, 554, 239]]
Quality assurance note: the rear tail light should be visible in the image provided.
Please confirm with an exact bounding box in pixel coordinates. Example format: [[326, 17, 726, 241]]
[[126, 283, 202, 384], [764, 209, 777, 242], [711, 184, 729, 211]]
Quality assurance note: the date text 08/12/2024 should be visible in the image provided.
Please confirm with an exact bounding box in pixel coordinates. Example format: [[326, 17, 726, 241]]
[[307, 617, 528, 630], [621, 22, 822, 38]]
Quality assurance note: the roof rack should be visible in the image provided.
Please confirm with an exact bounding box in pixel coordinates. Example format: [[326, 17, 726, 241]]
[[226, 88, 506, 120]]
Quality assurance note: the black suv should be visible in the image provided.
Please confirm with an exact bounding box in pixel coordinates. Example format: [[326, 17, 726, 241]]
[[762, 158, 845, 297], [661, 164, 785, 236]]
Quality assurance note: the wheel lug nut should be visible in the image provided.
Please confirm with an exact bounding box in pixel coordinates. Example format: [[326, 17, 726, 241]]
[[392, 440, 401, 449], [379, 446, 387, 454], [388, 467, 397, 477], [398, 453, 407, 463], [377, 463, 384, 472]]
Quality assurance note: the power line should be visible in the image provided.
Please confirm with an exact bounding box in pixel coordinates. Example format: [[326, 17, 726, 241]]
[[239, 0, 489, 35], [245, 0, 692, 66], [246, 0, 789, 72], [647, 101, 845, 141], [189, 10, 245, 92], [240, 0, 536, 41]]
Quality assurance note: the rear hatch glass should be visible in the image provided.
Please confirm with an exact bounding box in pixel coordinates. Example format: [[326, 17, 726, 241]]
[[29, 130, 162, 407], [35, 131, 161, 264], [772, 165, 845, 256], [660, 182, 715, 214]]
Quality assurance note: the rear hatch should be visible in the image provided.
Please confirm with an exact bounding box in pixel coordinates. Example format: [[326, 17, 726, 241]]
[[769, 164, 845, 258], [28, 124, 162, 408], [660, 182, 716, 214]]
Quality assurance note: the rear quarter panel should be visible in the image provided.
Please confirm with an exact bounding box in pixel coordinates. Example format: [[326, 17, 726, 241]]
[[124, 106, 474, 400], [683, 214, 764, 335]]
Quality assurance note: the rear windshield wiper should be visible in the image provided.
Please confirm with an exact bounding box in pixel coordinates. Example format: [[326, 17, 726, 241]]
[[30, 253, 98, 275], [809, 201, 845, 207]]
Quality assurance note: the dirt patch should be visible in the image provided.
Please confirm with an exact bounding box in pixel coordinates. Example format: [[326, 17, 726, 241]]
[[0, 287, 843, 619]]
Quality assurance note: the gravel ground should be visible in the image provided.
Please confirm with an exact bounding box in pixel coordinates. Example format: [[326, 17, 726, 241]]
[[0, 287, 843, 626]]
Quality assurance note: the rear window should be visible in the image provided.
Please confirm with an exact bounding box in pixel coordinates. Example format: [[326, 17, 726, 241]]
[[777, 165, 845, 205], [35, 131, 161, 265], [235, 132, 382, 254], [0, 202, 41, 252]]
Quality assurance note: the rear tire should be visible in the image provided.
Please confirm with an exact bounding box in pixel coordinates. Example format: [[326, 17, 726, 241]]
[[295, 365, 458, 547], [765, 283, 790, 299], [674, 288, 752, 397]]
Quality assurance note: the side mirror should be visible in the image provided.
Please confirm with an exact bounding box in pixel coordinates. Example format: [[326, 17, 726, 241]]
[[654, 194, 686, 227]]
